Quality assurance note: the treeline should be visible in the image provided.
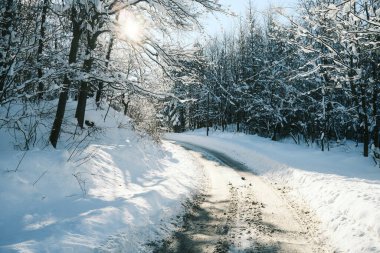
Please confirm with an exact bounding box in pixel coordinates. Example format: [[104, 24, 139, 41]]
[[0, 0, 221, 149], [163, 0, 380, 158]]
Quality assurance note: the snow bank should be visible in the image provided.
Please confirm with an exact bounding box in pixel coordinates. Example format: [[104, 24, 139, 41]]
[[167, 130, 380, 253], [0, 102, 205, 253]]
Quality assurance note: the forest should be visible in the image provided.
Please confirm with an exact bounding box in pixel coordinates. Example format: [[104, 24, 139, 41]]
[[164, 0, 380, 159], [1, 1, 380, 252], [1, 0, 380, 159]]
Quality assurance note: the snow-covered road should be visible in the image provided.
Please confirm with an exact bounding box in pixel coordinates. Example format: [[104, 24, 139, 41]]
[[165, 131, 380, 253], [153, 141, 328, 252]]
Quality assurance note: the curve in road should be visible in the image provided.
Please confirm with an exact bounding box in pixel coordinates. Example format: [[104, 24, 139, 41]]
[[152, 141, 328, 253]]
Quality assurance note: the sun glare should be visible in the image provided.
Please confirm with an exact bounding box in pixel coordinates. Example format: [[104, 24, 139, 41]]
[[119, 11, 143, 42]]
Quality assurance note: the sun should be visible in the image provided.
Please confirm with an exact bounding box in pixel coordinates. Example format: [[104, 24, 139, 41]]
[[118, 10, 144, 42]]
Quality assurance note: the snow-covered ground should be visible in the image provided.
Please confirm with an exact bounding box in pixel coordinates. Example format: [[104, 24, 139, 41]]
[[0, 103, 206, 253], [167, 130, 380, 253], [2, 101, 380, 253]]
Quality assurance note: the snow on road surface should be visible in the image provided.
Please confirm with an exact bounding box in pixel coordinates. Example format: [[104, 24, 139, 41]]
[[153, 142, 328, 252], [167, 131, 380, 253]]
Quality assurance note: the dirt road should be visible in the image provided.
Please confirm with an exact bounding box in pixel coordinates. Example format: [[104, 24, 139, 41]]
[[152, 142, 328, 253]]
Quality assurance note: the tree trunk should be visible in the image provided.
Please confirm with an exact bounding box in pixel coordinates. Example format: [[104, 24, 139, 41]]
[[372, 35, 380, 152], [349, 55, 361, 148], [75, 81, 87, 128], [75, 33, 97, 128], [206, 92, 209, 136], [95, 82, 103, 107], [37, 0, 49, 100], [236, 103, 241, 132], [49, 7, 82, 148], [50, 77, 69, 148], [122, 94, 129, 115], [373, 84, 379, 151], [0, 0, 14, 98], [360, 82, 369, 157], [96, 15, 118, 107], [363, 117, 369, 157], [321, 133, 324, 152], [272, 124, 277, 141]]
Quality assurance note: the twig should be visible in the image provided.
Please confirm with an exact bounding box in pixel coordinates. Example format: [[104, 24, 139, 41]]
[[73, 172, 87, 197], [33, 170, 48, 186], [104, 91, 114, 122], [67, 130, 92, 162], [9, 151, 27, 172], [104, 101, 112, 122]]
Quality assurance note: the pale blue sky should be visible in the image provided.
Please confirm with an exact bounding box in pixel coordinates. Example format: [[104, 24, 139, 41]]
[[202, 0, 298, 35]]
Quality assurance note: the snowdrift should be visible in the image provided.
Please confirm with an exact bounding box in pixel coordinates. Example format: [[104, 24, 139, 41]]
[[0, 101, 204, 252]]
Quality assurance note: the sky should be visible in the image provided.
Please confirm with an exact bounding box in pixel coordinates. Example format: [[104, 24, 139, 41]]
[[201, 0, 298, 36]]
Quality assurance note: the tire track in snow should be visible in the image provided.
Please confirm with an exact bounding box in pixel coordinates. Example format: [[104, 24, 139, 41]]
[[151, 141, 328, 253]]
